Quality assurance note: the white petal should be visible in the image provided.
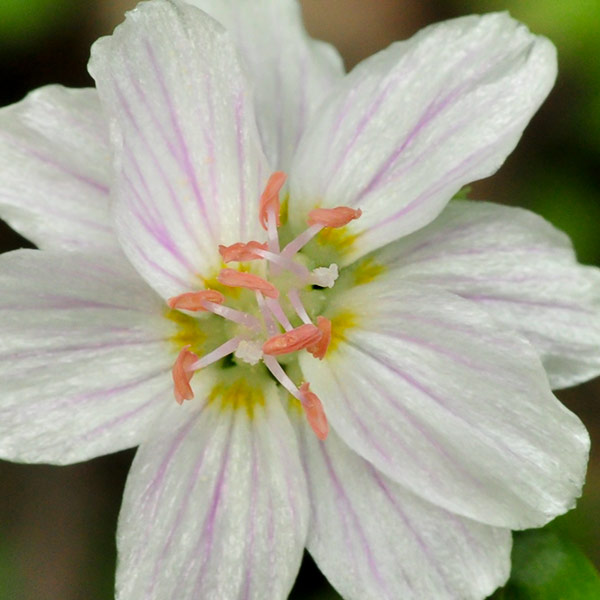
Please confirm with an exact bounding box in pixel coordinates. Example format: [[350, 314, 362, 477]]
[[186, 0, 344, 170], [0, 250, 172, 464], [0, 85, 116, 251], [116, 376, 308, 600], [296, 422, 511, 600], [88, 0, 271, 299], [374, 200, 600, 389], [299, 277, 589, 528], [289, 13, 557, 264]]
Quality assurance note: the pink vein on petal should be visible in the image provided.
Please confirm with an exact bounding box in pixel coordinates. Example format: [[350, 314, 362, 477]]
[[318, 439, 396, 596], [0, 131, 110, 194], [347, 340, 531, 469], [234, 93, 248, 241], [82, 386, 166, 441], [368, 465, 451, 595], [241, 431, 259, 600], [147, 406, 212, 596], [144, 40, 214, 240], [113, 81, 202, 264], [187, 419, 234, 597]]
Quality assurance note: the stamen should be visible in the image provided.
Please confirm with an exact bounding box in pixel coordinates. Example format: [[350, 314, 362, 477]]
[[299, 382, 329, 440], [311, 264, 339, 288], [255, 291, 278, 336], [258, 171, 286, 230], [281, 223, 322, 258], [265, 297, 293, 331], [218, 268, 279, 299], [218, 241, 268, 263], [262, 355, 303, 401], [263, 323, 322, 356], [172, 346, 199, 405], [263, 356, 330, 441], [202, 301, 261, 331], [306, 316, 332, 360], [255, 248, 310, 280], [167, 290, 225, 311], [234, 340, 263, 365], [282, 205, 363, 259], [287, 289, 312, 324], [190, 336, 242, 370], [267, 209, 280, 254], [308, 206, 362, 228], [170, 178, 364, 419]]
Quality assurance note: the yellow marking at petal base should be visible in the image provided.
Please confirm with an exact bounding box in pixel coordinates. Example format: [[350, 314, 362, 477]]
[[352, 257, 386, 286], [209, 379, 265, 419], [328, 311, 358, 354], [199, 262, 242, 299], [279, 193, 289, 226], [197, 261, 256, 300], [202, 275, 242, 299], [316, 225, 357, 254], [287, 393, 303, 415], [165, 308, 206, 355]]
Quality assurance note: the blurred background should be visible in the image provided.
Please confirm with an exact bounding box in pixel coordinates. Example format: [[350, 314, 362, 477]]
[[0, 1, 599, 598]]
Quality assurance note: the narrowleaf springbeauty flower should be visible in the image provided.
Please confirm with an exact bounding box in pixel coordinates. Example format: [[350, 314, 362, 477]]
[[1, 1, 599, 598]]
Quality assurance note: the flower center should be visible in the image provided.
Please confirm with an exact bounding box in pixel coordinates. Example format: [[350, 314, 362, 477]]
[[168, 172, 361, 440]]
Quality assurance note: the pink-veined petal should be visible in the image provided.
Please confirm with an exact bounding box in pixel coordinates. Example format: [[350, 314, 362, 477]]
[[299, 277, 589, 529], [186, 0, 344, 170], [88, 0, 271, 299], [0, 85, 116, 252], [289, 13, 557, 264], [0, 250, 172, 464], [374, 200, 600, 390], [116, 376, 308, 600], [295, 421, 511, 600]]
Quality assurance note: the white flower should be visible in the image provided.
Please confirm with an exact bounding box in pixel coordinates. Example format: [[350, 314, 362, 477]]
[[0, 1, 598, 599]]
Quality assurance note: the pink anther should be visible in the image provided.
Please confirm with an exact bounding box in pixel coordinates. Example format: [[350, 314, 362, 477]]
[[218, 268, 279, 299], [167, 290, 225, 311], [300, 382, 329, 440], [307, 316, 332, 360], [172, 346, 199, 405], [308, 206, 362, 228], [218, 241, 268, 263], [262, 323, 323, 356], [259, 171, 287, 230]]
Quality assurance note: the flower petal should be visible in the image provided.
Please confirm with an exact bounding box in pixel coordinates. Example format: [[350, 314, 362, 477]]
[[289, 13, 557, 264], [374, 200, 600, 390], [299, 277, 589, 528], [186, 0, 344, 170], [0, 250, 172, 464], [116, 376, 308, 600], [0, 85, 116, 251], [88, 0, 271, 299], [295, 421, 511, 600]]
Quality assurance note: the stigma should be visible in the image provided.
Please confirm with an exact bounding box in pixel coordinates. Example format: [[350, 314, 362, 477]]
[[167, 172, 362, 440]]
